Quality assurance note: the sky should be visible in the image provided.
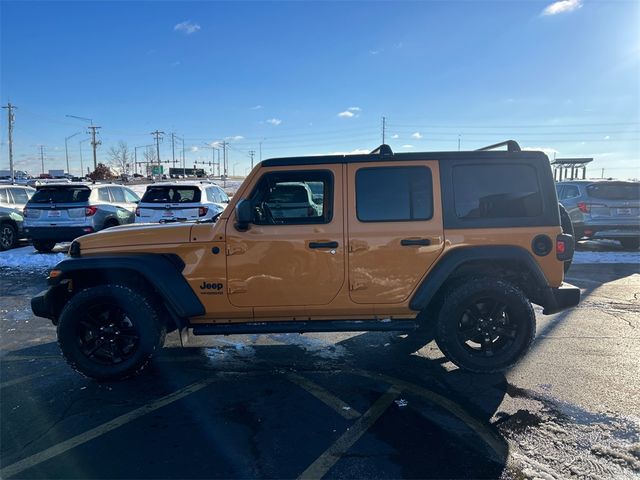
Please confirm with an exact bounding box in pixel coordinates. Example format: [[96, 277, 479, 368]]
[[1, 0, 639, 179]]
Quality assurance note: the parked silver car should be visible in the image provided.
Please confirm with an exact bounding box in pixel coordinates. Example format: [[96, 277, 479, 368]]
[[0, 185, 36, 211], [556, 180, 640, 250], [135, 181, 228, 224], [0, 205, 24, 251], [23, 183, 140, 252]]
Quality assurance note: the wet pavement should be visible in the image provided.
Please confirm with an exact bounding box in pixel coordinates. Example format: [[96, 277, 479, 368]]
[[0, 258, 638, 479]]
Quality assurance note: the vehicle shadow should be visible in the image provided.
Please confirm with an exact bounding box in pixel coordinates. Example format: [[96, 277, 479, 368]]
[[1, 330, 509, 479]]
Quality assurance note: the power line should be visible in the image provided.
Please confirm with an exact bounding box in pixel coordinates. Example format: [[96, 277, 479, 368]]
[[150, 130, 165, 166]]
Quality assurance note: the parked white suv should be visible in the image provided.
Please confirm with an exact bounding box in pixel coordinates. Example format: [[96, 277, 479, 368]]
[[135, 181, 229, 224]]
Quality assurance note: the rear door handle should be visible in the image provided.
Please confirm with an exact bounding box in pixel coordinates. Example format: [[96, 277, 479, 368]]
[[309, 241, 339, 249], [400, 238, 431, 246]]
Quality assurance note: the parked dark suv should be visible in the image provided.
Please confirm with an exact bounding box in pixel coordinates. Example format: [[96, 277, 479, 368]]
[[556, 180, 640, 250]]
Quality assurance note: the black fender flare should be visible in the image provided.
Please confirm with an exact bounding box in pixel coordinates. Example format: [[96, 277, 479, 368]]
[[409, 245, 549, 311], [48, 254, 205, 319]]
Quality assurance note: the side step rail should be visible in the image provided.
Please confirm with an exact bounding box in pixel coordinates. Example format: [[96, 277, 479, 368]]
[[191, 319, 419, 336]]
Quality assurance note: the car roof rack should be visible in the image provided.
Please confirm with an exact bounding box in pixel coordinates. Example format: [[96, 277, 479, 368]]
[[369, 144, 394, 156], [475, 140, 521, 153]]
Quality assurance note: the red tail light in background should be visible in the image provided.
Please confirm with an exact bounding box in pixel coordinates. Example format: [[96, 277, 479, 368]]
[[85, 206, 98, 216], [198, 206, 208, 217], [577, 202, 589, 213]]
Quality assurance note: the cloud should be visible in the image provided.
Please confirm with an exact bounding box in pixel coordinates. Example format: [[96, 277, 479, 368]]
[[604, 135, 610, 140], [541, 0, 582, 16], [190, 146, 199, 152], [266, 118, 282, 126], [170, 61, 181, 67], [401, 144, 414, 149], [411, 132, 423, 139], [326, 148, 371, 155], [369, 50, 381, 55], [225, 135, 244, 141], [251, 105, 263, 110], [174, 20, 201, 34], [337, 107, 361, 118], [391, 134, 399, 139], [522, 146, 559, 158]]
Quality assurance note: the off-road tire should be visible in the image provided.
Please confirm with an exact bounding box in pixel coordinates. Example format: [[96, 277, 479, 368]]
[[57, 284, 166, 381], [0, 222, 17, 251], [434, 277, 536, 373], [559, 203, 574, 273], [33, 240, 56, 253], [620, 238, 639, 250]]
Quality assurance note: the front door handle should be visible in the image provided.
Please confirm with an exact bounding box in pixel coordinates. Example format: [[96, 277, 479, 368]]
[[400, 238, 431, 246], [309, 241, 339, 249]]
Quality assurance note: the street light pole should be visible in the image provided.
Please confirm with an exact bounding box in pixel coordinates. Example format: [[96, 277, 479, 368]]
[[65, 132, 81, 176], [79, 138, 91, 177]]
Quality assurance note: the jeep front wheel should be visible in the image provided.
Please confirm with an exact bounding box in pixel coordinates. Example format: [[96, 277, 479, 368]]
[[57, 284, 166, 380], [435, 277, 535, 373]]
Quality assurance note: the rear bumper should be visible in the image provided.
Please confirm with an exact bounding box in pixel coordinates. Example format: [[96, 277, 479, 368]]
[[24, 226, 95, 241], [576, 223, 640, 239], [540, 283, 581, 315]]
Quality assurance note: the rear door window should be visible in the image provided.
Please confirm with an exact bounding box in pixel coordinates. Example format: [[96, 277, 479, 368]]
[[109, 187, 126, 203], [453, 164, 543, 219], [123, 189, 140, 203], [561, 185, 580, 200], [30, 186, 91, 203], [0, 188, 8, 204], [141, 186, 201, 203], [355, 166, 433, 222]]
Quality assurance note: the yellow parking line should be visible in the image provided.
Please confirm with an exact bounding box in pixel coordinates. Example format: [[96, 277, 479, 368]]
[[297, 386, 399, 479], [0, 372, 50, 389], [287, 373, 361, 420], [0, 377, 216, 479]]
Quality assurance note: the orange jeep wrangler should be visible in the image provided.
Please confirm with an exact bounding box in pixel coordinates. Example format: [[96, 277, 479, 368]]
[[32, 141, 580, 380]]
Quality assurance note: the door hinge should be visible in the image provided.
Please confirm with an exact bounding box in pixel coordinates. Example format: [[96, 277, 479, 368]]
[[349, 281, 366, 291], [226, 243, 247, 256], [228, 282, 248, 294], [349, 240, 369, 253]]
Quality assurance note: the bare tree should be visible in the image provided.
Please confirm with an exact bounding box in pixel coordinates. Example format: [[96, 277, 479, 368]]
[[107, 141, 130, 175], [143, 147, 157, 175]]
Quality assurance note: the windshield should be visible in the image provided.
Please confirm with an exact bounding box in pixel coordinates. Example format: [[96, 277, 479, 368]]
[[29, 186, 91, 203], [141, 186, 201, 203]]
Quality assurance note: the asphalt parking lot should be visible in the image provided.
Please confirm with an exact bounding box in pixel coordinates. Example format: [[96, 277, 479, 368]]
[[1, 248, 639, 479]]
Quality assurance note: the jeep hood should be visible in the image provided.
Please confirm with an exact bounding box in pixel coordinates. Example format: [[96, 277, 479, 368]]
[[78, 222, 193, 250]]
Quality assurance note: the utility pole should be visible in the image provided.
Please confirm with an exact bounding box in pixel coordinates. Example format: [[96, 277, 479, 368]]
[[382, 116, 386, 144], [457, 135, 461, 151], [87, 125, 102, 170], [259, 139, 264, 163], [222, 141, 228, 187], [171, 133, 176, 167], [150, 130, 164, 169], [181, 137, 185, 171], [249, 150, 255, 170], [65, 132, 81, 176], [39, 145, 45, 175], [2, 102, 16, 183]]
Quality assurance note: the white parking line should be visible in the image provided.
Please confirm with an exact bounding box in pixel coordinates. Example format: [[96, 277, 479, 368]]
[[0, 372, 50, 389], [0, 377, 216, 479], [287, 373, 361, 420], [297, 387, 399, 479]]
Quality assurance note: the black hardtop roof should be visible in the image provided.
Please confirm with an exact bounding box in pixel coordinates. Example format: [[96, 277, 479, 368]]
[[261, 143, 549, 167]]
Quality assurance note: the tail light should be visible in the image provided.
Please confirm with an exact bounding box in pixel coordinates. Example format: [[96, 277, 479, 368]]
[[85, 206, 98, 216], [135, 207, 140, 217], [556, 234, 574, 262], [198, 206, 208, 217], [577, 202, 605, 213]]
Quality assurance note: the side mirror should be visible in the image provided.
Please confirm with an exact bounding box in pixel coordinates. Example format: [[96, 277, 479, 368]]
[[235, 199, 253, 231]]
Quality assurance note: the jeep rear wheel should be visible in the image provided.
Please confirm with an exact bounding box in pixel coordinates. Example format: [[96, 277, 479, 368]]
[[435, 277, 535, 373], [57, 284, 166, 380]]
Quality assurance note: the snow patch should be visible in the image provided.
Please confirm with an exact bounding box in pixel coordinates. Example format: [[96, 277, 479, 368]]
[[0, 246, 66, 271], [572, 251, 639, 264]]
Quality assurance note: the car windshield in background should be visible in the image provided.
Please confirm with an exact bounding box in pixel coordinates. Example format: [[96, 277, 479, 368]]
[[29, 187, 91, 203], [587, 183, 640, 200], [141, 187, 201, 203], [267, 185, 309, 203]]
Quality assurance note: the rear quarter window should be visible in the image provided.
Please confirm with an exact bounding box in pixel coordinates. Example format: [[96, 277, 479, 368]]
[[453, 164, 543, 219]]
